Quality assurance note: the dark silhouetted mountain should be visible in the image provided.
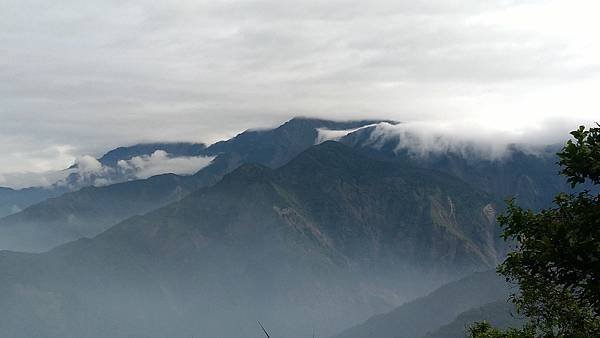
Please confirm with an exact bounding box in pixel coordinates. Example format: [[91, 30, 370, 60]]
[[332, 270, 514, 338], [97, 142, 207, 167], [0, 142, 502, 338], [61, 142, 211, 189], [205, 117, 394, 168], [340, 125, 568, 210], [0, 118, 388, 252]]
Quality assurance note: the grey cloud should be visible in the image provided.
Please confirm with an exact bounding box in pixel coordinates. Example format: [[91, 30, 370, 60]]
[[316, 124, 378, 144], [317, 116, 590, 161], [0, 150, 214, 189], [0, 170, 70, 190], [1, 0, 599, 177], [117, 150, 214, 180]]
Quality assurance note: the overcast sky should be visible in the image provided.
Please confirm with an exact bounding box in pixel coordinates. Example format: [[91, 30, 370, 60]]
[[1, 0, 599, 178]]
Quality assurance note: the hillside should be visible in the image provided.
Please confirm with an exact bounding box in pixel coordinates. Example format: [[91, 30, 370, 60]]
[[425, 300, 524, 338], [332, 270, 513, 338], [340, 125, 568, 211], [0, 141, 502, 337], [0, 118, 383, 252]]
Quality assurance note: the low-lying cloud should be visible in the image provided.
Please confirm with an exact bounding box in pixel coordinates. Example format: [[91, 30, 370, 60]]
[[117, 150, 214, 179], [318, 118, 585, 160], [0, 170, 71, 190], [0, 151, 214, 189], [62, 155, 115, 188], [315, 124, 378, 144]]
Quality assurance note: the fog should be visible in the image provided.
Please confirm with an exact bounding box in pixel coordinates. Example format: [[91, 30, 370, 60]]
[[1, 0, 596, 336], [117, 150, 214, 180], [0, 239, 469, 338], [318, 117, 584, 161], [0, 151, 214, 189]]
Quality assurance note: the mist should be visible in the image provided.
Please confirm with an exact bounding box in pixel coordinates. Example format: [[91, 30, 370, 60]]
[[318, 117, 585, 161], [117, 150, 215, 180], [0, 117, 582, 338], [0, 151, 214, 190], [1, 0, 597, 335], [0, 170, 71, 190]]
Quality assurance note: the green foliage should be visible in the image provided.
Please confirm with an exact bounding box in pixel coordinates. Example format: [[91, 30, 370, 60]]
[[468, 322, 534, 338], [472, 124, 600, 338], [558, 123, 600, 188]]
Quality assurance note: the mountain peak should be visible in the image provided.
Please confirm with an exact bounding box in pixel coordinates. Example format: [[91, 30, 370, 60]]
[[98, 142, 207, 167], [283, 116, 396, 131], [205, 117, 391, 168]]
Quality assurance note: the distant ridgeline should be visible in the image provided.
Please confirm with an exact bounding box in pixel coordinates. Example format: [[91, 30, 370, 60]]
[[0, 117, 570, 337], [0, 142, 209, 219]]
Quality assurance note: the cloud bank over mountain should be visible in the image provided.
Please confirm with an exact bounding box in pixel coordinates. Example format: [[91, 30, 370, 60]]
[[0, 170, 70, 190], [1, 0, 599, 176], [0, 115, 581, 189], [318, 117, 579, 160], [0, 151, 213, 189], [117, 150, 214, 179]]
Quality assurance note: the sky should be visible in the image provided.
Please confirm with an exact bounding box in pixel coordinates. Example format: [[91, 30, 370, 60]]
[[1, 0, 599, 180]]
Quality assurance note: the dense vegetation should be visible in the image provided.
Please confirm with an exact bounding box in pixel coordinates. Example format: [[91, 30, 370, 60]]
[[471, 124, 600, 337]]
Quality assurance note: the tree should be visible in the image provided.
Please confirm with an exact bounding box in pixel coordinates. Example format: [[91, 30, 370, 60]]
[[469, 322, 534, 338], [471, 124, 600, 337]]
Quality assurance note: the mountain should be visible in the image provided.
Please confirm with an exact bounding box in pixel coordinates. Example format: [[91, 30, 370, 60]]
[[0, 118, 388, 252], [0, 142, 207, 219], [61, 141, 212, 189], [425, 300, 524, 338], [0, 174, 204, 252], [96, 142, 207, 167], [1, 118, 567, 253], [0, 186, 66, 218], [339, 125, 568, 210], [204, 117, 394, 167], [0, 141, 502, 338], [332, 270, 514, 338]]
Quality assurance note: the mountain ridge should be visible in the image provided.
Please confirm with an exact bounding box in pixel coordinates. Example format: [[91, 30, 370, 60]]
[[0, 119, 387, 252], [0, 141, 503, 337], [332, 270, 514, 338]]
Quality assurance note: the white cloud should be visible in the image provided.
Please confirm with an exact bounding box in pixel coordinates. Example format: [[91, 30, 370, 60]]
[[0, 155, 109, 189], [358, 118, 582, 160], [75, 155, 104, 174], [1, 0, 599, 175], [0, 170, 71, 189], [0, 150, 214, 189], [117, 150, 214, 179], [315, 124, 378, 144], [64, 155, 115, 187]]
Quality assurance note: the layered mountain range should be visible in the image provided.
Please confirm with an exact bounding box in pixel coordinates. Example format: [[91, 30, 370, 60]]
[[0, 119, 386, 252], [0, 118, 565, 253], [0, 142, 209, 218], [0, 117, 569, 337], [333, 270, 524, 338], [0, 141, 508, 337]]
